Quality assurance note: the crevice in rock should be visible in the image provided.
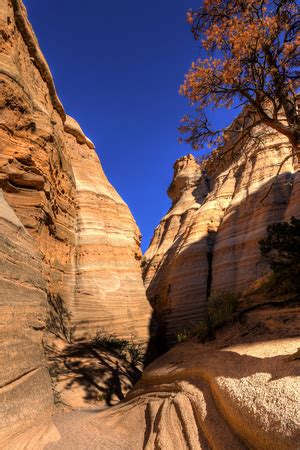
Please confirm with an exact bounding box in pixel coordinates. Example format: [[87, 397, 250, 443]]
[[206, 230, 217, 302]]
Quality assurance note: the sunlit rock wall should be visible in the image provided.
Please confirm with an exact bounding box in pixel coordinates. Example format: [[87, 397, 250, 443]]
[[144, 120, 299, 339], [0, 191, 55, 446], [0, 0, 151, 441], [63, 117, 152, 340]]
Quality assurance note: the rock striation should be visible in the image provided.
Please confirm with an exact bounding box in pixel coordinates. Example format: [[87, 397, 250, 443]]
[[0, 190, 58, 448], [1, 0, 299, 448], [144, 119, 300, 339], [63, 116, 151, 340], [0, 0, 151, 443], [0, 0, 151, 343]]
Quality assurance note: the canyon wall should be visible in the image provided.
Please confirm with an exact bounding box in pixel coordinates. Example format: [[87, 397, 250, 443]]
[[0, 0, 298, 447], [0, 0, 151, 443], [0, 191, 57, 447], [144, 120, 300, 339]]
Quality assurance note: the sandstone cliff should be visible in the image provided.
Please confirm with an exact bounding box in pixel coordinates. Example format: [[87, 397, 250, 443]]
[[0, 0, 151, 342], [0, 0, 151, 444], [144, 119, 300, 339], [0, 191, 59, 447], [1, 1, 299, 448]]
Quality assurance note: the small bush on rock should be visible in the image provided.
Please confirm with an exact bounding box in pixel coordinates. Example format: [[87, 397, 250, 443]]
[[259, 216, 300, 294], [191, 320, 210, 342], [176, 329, 190, 343]]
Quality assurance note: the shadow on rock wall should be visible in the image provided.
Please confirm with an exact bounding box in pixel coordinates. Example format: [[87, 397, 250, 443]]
[[43, 168, 298, 407], [144, 170, 297, 347], [45, 335, 142, 408]]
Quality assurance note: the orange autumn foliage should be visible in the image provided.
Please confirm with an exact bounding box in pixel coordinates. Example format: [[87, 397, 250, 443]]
[[180, 0, 299, 154]]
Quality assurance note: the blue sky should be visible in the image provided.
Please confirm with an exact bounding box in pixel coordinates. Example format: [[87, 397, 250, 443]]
[[24, 0, 237, 252]]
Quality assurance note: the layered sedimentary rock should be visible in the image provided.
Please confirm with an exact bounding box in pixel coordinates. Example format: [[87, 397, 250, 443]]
[[1, 1, 299, 448], [144, 121, 299, 339], [0, 0, 151, 339], [63, 117, 151, 339], [0, 0, 151, 443], [0, 191, 59, 448]]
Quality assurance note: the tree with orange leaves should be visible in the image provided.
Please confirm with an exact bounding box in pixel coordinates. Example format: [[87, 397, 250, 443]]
[[179, 0, 299, 159]]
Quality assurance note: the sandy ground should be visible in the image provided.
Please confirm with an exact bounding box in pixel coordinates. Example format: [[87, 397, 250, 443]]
[[46, 409, 112, 450], [44, 336, 300, 450]]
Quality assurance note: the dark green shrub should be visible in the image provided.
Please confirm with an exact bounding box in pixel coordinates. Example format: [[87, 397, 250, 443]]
[[259, 216, 300, 294], [126, 342, 144, 366]]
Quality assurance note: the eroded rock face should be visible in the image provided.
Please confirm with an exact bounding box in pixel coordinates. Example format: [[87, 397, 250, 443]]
[[100, 337, 300, 450], [144, 123, 299, 340], [0, 190, 58, 447], [63, 119, 151, 340], [0, 0, 151, 340], [0, 0, 151, 443]]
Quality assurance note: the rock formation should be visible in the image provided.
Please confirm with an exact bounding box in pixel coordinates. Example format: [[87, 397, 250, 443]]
[[0, 0, 151, 342], [1, 0, 299, 448], [93, 337, 300, 450], [46, 314, 300, 450], [144, 118, 300, 339], [40, 260, 300, 449], [0, 191, 59, 448], [0, 0, 151, 444]]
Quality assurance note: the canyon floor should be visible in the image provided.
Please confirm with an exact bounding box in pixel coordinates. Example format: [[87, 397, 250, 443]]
[[43, 336, 300, 450], [36, 301, 300, 450]]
